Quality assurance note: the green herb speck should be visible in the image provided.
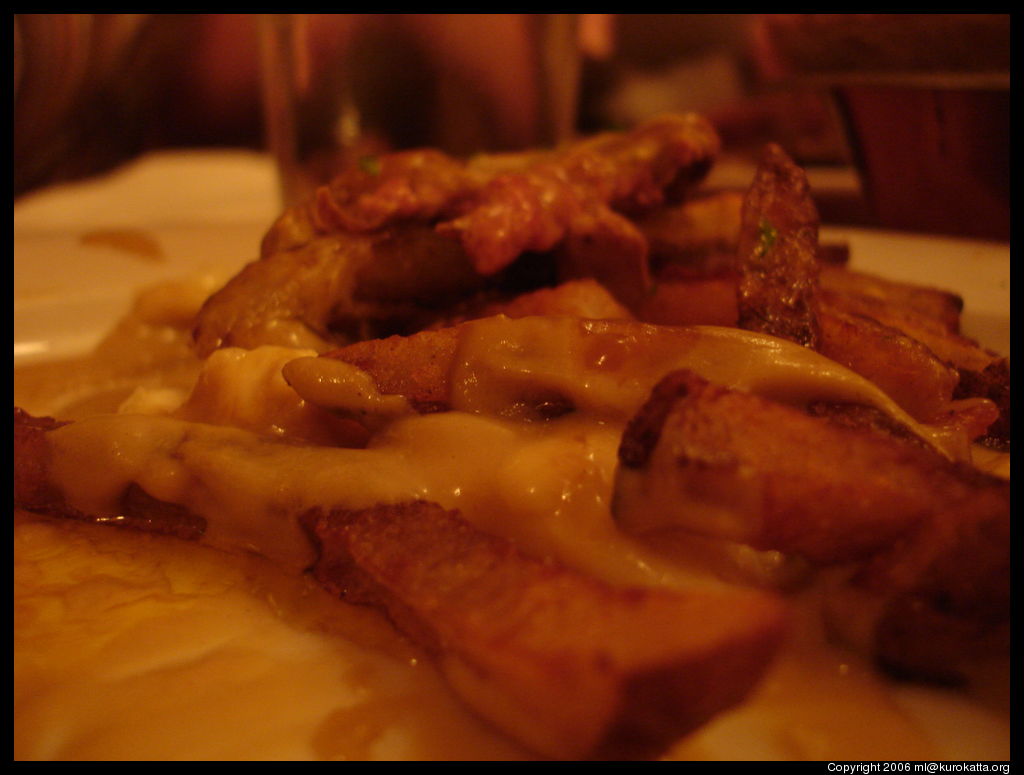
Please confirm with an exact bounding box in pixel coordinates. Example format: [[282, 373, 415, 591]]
[[358, 155, 381, 176], [756, 218, 777, 258]]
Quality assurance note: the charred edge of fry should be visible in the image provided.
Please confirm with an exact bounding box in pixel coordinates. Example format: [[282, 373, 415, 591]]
[[617, 370, 697, 469], [806, 401, 935, 451], [14, 407, 69, 510], [954, 358, 1011, 450]]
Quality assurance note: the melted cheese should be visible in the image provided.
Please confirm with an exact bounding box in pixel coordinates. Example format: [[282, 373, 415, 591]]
[[46, 409, 720, 590], [13, 298, 1010, 761], [451, 317, 969, 459]]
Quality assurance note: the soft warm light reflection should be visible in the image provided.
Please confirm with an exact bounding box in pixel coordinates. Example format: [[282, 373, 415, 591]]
[[13, 341, 51, 359]]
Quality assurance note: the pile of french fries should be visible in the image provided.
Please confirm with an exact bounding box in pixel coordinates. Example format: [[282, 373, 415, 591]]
[[14, 114, 1009, 760]]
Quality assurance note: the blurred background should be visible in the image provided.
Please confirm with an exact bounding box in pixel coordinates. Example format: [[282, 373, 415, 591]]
[[13, 13, 1010, 240]]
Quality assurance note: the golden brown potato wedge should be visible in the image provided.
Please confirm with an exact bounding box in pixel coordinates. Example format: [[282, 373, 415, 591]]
[[310, 327, 460, 415], [636, 190, 745, 268], [613, 370, 1009, 564], [735, 143, 821, 348], [14, 408, 207, 540], [819, 264, 963, 334], [820, 283, 1009, 446], [633, 269, 1004, 436], [824, 484, 1010, 684], [816, 303, 959, 425], [614, 367, 1010, 685], [193, 227, 484, 357], [303, 500, 787, 760]]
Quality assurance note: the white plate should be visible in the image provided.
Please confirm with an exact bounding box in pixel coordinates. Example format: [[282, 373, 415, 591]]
[[14, 150, 281, 364]]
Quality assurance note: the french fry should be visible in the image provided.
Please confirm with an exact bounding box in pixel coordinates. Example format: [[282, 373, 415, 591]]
[[735, 143, 822, 348], [819, 264, 963, 333], [303, 500, 786, 760], [636, 190, 745, 268], [637, 274, 739, 328], [438, 114, 720, 276], [816, 303, 959, 425], [613, 370, 1009, 564], [868, 503, 1010, 684], [615, 369, 1009, 681], [14, 409, 207, 540], [820, 281, 1009, 447], [729, 144, 1001, 431], [193, 227, 483, 357], [13, 112, 1011, 759], [15, 405, 786, 760], [824, 484, 1010, 684], [554, 207, 652, 309]]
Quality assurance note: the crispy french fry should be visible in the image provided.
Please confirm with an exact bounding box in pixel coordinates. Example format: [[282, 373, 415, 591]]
[[635, 275, 976, 429], [820, 281, 1009, 447], [15, 404, 786, 760], [303, 500, 786, 760], [616, 367, 1009, 681], [634, 268, 1004, 436], [193, 226, 482, 357], [613, 370, 1009, 564], [438, 114, 720, 276], [819, 264, 963, 333], [731, 144, 1000, 430], [954, 359, 1010, 447], [636, 190, 745, 267], [311, 327, 460, 414], [555, 206, 652, 309], [816, 303, 960, 425], [869, 502, 1010, 684], [824, 484, 1010, 684], [637, 193, 956, 333], [14, 409, 207, 540], [13, 110, 1012, 760], [735, 143, 821, 348]]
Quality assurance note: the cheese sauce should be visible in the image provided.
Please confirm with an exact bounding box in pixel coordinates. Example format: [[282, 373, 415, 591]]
[[451, 316, 970, 459], [13, 284, 1010, 761]]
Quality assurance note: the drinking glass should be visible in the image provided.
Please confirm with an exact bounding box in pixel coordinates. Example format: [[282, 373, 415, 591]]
[[258, 13, 584, 207]]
